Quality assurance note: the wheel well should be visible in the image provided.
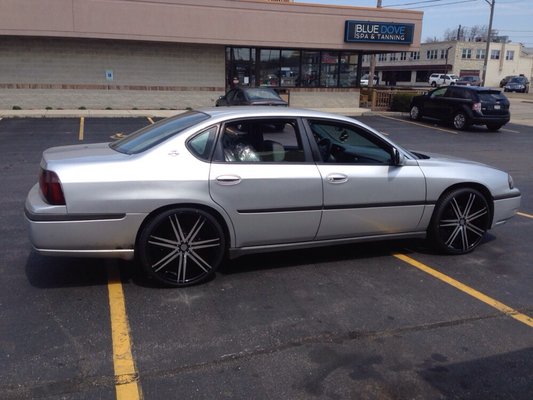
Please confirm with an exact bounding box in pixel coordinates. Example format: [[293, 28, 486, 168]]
[[434, 183, 494, 225], [134, 203, 232, 253]]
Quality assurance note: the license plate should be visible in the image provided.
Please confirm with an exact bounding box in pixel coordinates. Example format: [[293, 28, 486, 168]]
[[494, 104, 501, 110]]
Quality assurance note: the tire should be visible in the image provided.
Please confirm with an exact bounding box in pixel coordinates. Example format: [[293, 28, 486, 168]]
[[409, 105, 422, 121], [486, 124, 503, 131], [452, 111, 469, 130], [429, 188, 490, 254], [138, 207, 226, 287], [431, 82, 437, 87]]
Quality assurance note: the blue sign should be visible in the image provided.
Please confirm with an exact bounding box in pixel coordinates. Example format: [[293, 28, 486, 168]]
[[345, 21, 414, 44]]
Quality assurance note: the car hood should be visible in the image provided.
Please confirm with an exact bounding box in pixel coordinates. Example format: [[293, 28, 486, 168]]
[[42, 142, 125, 164], [413, 151, 489, 167]]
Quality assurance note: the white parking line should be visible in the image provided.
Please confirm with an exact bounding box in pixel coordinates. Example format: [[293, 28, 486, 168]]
[[376, 114, 458, 134], [501, 128, 521, 133]]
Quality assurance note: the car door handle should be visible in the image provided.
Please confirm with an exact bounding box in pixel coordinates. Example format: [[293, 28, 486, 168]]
[[326, 173, 348, 184], [216, 175, 242, 185]]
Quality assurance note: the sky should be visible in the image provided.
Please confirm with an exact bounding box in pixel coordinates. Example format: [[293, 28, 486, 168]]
[[295, 0, 533, 46]]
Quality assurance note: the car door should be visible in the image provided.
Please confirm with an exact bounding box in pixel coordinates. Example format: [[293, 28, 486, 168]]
[[209, 117, 323, 247], [423, 87, 448, 118], [305, 118, 427, 239]]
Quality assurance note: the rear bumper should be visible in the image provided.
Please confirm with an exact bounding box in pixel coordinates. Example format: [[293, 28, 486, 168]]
[[470, 114, 510, 126], [25, 184, 145, 259]]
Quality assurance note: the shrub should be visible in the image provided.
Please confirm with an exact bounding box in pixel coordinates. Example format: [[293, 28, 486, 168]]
[[390, 93, 416, 112], [12, 105, 21, 110], [78, 106, 86, 110]]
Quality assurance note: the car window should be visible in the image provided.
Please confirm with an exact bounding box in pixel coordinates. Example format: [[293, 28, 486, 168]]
[[110, 111, 210, 154], [478, 91, 507, 102], [218, 118, 305, 163], [308, 119, 392, 165], [245, 89, 281, 101], [430, 87, 447, 98], [445, 87, 471, 99], [187, 126, 218, 161]]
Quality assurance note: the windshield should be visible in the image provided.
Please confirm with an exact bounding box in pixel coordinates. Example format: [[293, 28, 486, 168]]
[[509, 77, 525, 83], [246, 89, 282, 101], [110, 111, 210, 154]]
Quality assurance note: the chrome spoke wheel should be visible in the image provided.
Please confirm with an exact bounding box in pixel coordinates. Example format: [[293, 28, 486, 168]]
[[430, 188, 490, 254], [453, 112, 468, 130], [410, 105, 421, 121], [139, 208, 225, 287]]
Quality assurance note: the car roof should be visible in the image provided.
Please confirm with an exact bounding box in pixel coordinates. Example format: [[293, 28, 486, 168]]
[[196, 106, 358, 122]]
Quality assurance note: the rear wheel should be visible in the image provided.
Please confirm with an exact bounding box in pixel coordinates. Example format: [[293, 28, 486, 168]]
[[429, 188, 490, 254], [452, 111, 469, 130], [409, 105, 422, 121], [138, 207, 225, 287]]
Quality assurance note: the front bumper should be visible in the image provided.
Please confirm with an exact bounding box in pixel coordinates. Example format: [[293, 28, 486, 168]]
[[491, 192, 521, 228]]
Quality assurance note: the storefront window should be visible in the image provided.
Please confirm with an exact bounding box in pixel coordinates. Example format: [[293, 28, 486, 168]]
[[321, 51, 339, 87], [280, 50, 300, 87], [339, 52, 358, 87], [259, 49, 281, 87], [226, 47, 360, 89], [228, 47, 255, 87], [302, 51, 320, 87]]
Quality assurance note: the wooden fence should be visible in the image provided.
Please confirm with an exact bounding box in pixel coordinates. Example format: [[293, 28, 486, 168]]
[[360, 87, 426, 111]]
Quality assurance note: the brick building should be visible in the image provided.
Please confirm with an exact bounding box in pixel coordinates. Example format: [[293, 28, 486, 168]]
[[0, 0, 422, 109]]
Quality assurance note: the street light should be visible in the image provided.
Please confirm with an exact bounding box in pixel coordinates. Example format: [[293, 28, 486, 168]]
[[368, 0, 383, 89], [445, 46, 453, 75], [482, 0, 495, 86]]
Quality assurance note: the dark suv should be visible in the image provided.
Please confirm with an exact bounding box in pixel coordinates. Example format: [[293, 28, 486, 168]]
[[409, 86, 510, 131]]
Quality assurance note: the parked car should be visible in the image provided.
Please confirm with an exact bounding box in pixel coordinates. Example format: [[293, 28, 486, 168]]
[[25, 108, 521, 287], [428, 73, 459, 87], [216, 87, 287, 107], [456, 76, 482, 86], [360, 74, 378, 86], [499, 75, 515, 88], [409, 86, 510, 131], [503, 75, 529, 93]]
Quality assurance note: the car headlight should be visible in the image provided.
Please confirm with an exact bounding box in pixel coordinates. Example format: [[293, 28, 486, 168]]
[[508, 174, 514, 190]]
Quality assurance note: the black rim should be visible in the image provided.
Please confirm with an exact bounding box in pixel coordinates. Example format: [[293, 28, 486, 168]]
[[438, 191, 489, 253], [144, 210, 223, 285]]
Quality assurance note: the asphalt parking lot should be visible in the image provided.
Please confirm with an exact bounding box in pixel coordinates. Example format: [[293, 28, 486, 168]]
[[1, 114, 532, 399]]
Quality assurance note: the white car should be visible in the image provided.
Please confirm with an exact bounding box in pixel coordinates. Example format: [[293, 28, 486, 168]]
[[429, 73, 459, 87], [25, 107, 521, 287], [360, 74, 378, 86]]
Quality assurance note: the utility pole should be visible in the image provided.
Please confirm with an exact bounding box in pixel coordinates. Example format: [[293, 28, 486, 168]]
[[368, 0, 382, 89], [482, 0, 495, 86]]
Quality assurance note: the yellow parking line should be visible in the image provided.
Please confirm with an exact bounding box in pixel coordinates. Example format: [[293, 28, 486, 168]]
[[394, 253, 533, 329], [107, 264, 142, 400], [79, 117, 85, 141], [517, 211, 533, 219], [376, 114, 458, 134], [147, 117, 155, 124]]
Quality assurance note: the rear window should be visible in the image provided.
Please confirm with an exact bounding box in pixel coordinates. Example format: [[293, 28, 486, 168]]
[[110, 111, 210, 154], [478, 91, 507, 102], [245, 89, 281, 101]]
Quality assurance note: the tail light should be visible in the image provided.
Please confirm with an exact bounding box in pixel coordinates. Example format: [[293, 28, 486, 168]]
[[39, 169, 66, 205], [472, 102, 482, 113]]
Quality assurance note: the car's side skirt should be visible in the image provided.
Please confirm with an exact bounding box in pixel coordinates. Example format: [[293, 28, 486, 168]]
[[228, 231, 427, 258]]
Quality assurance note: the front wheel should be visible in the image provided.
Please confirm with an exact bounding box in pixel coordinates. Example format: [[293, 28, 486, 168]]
[[452, 111, 469, 130], [138, 207, 226, 287], [409, 105, 422, 121], [429, 188, 490, 254]]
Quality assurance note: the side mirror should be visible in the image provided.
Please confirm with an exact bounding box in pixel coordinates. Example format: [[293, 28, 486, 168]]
[[392, 148, 405, 166]]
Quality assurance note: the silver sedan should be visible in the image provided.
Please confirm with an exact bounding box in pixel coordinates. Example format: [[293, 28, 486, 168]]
[[25, 107, 521, 287]]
